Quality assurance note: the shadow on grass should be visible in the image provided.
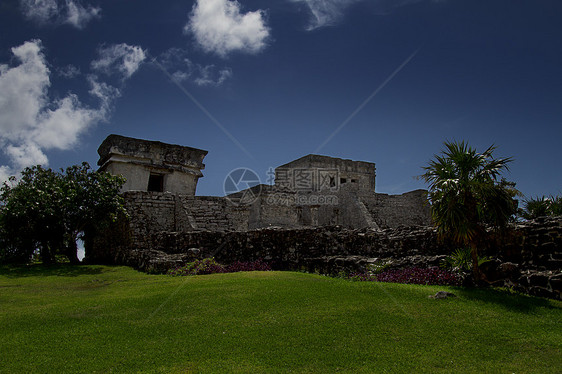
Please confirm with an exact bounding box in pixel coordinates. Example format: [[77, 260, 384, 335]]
[[0, 263, 104, 278], [453, 286, 561, 313]]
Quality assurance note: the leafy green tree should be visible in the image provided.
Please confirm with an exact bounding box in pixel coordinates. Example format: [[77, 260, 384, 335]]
[[420, 141, 519, 281], [0, 163, 126, 264]]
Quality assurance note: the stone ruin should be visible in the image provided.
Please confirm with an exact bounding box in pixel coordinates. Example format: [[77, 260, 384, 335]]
[[97, 134, 207, 195], [95, 134, 431, 234], [88, 134, 562, 300]]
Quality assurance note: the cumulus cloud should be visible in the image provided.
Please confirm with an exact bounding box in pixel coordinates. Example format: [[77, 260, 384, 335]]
[[91, 43, 147, 80], [157, 48, 233, 86], [0, 40, 142, 182], [20, 0, 101, 29], [185, 0, 270, 57]]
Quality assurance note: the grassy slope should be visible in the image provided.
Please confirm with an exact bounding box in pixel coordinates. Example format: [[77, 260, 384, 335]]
[[0, 265, 560, 373]]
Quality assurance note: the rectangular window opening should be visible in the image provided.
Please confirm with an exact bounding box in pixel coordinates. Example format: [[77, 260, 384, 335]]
[[147, 174, 164, 192]]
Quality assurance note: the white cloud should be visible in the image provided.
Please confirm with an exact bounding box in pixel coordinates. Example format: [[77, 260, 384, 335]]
[[290, 0, 360, 29], [157, 48, 233, 86], [5, 142, 49, 170], [88, 76, 121, 110], [20, 0, 101, 29], [186, 0, 270, 57], [291, 0, 428, 30], [194, 66, 233, 86], [0, 40, 140, 184], [159, 48, 194, 82], [57, 64, 81, 78], [91, 43, 147, 80], [65, 0, 101, 28], [0, 40, 49, 138], [0, 165, 16, 184], [20, 0, 59, 23]]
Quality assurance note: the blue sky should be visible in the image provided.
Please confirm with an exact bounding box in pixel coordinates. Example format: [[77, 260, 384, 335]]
[[1, 0, 561, 199]]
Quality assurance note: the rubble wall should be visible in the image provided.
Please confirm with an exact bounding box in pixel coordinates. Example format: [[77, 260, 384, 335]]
[[87, 213, 562, 299]]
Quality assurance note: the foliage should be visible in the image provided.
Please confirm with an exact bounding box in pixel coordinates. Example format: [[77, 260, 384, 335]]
[[519, 195, 562, 220], [0, 163, 126, 264], [440, 247, 491, 272], [376, 267, 462, 286], [225, 258, 271, 273], [338, 267, 461, 286], [167, 257, 271, 276], [3, 265, 559, 373], [367, 259, 392, 274], [419, 140, 518, 280], [345, 272, 377, 282]]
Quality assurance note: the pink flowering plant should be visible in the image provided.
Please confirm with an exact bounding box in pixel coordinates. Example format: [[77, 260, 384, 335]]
[[342, 267, 461, 286]]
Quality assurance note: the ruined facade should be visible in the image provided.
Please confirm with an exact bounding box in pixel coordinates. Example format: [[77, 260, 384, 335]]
[[274, 154, 376, 193], [95, 135, 431, 237], [97, 134, 207, 195]]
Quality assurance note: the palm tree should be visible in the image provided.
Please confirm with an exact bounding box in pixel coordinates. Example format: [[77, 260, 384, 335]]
[[520, 195, 562, 219], [420, 141, 519, 281]]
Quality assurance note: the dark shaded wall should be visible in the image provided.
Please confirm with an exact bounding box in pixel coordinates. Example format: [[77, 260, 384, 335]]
[[87, 213, 562, 299]]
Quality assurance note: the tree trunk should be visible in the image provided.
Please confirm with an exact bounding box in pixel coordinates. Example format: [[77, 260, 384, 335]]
[[470, 244, 481, 283], [66, 238, 80, 264], [40, 242, 54, 264]]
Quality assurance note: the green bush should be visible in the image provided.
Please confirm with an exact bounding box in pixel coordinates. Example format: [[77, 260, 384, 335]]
[[441, 247, 491, 272], [520, 194, 562, 219]]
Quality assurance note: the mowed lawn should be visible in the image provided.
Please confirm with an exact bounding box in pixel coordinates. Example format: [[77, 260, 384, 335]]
[[0, 265, 560, 373]]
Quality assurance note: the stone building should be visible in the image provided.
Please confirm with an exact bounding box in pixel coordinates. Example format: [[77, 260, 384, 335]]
[[97, 134, 207, 195], [274, 154, 376, 193], [94, 134, 431, 247]]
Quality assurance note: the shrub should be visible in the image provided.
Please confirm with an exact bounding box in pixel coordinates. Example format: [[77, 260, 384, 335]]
[[441, 247, 491, 272], [337, 267, 460, 286], [520, 194, 562, 219], [347, 272, 377, 282], [376, 267, 462, 286], [367, 259, 392, 274], [168, 258, 271, 276], [167, 258, 226, 276], [225, 259, 271, 273]]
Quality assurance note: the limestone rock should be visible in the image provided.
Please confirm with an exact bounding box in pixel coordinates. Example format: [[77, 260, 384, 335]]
[[428, 291, 457, 299]]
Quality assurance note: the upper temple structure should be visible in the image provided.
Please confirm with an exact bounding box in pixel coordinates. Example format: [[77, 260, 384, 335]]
[[97, 134, 208, 195], [275, 154, 376, 193]]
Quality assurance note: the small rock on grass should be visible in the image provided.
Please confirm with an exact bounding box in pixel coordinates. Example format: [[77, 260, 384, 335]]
[[429, 291, 456, 299]]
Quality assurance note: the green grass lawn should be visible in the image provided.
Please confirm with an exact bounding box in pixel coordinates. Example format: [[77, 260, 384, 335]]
[[0, 265, 560, 373]]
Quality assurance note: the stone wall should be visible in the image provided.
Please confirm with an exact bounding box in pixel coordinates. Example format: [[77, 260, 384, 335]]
[[87, 212, 562, 299], [181, 196, 250, 232], [118, 192, 252, 250], [243, 188, 430, 230], [361, 190, 432, 228], [113, 188, 432, 243]]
